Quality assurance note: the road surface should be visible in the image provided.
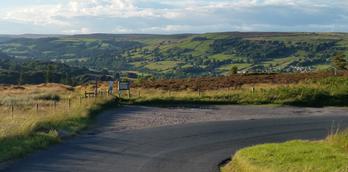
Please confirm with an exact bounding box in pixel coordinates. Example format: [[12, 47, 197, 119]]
[[3, 105, 348, 172]]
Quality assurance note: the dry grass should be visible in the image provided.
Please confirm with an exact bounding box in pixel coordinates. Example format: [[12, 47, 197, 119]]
[[0, 84, 72, 137], [0, 83, 115, 161], [131, 83, 293, 99], [129, 77, 348, 107]]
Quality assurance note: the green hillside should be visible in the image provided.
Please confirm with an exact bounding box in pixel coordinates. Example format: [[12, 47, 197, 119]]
[[0, 52, 113, 85], [125, 32, 348, 77], [0, 32, 347, 79]]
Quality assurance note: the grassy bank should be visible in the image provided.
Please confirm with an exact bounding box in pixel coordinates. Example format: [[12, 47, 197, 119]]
[[131, 77, 348, 107], [0, 84, 117, 162], [221, 130, 348, 172]]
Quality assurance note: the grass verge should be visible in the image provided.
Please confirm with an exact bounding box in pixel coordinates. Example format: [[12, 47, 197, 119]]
[[131, 77, 348, 107], [221, 130, 348, 172]]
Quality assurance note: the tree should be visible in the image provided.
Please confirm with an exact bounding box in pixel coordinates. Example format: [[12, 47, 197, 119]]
[[331, 53, 347, 70], [230, 66, 238, 75]]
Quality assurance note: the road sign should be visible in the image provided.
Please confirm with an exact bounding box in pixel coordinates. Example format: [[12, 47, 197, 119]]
[[118, 82, 130, 90], [118, 81, 131, 98], [108, 81, 114, 94]]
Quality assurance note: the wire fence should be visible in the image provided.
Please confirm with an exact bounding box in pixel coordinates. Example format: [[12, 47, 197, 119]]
[[0, 93, 111, 120]]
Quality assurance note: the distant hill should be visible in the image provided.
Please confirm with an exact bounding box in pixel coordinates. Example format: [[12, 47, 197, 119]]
[[0, 52, 113, 85], [0, 32, 347, 78], [0, 34, 64, 43], [0, 34, 64, 39]]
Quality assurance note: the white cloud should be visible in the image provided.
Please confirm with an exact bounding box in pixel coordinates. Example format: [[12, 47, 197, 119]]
[[63, 27, 91, 34], [0, 0, 155, 26], [0, 0, 347, 34], [1, 4, 68, 26], [113, 26, 134, 33]]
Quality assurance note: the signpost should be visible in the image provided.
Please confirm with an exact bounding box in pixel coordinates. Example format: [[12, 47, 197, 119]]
[[94, 77, 98, 96], [108, 81, 114, 95], [118, 81, 131, 98]]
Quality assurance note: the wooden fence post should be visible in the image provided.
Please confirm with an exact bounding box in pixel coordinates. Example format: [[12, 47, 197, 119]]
[[11, 104, 14, 119], [36, 103, 39, 113], [68, 98, 71, 109], [251, 87, 255, 94]]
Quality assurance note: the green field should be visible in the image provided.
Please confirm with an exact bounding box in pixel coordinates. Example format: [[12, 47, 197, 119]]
[[144, 61, 181, 71], [1, 32, 348, 79], [123, 32, 348, 77]]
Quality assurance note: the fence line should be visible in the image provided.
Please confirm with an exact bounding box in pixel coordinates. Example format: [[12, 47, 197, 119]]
[[0, 93, 110, 120]]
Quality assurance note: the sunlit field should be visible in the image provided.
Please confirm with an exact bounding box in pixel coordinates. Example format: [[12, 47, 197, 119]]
[[221, 129, 348, 172]]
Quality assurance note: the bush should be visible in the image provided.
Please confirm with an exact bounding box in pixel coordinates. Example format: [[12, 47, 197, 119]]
[[34, 93, 61, 101]]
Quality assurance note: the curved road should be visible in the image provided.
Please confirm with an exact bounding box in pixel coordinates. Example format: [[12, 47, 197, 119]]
[[3, 106, 348, 172]]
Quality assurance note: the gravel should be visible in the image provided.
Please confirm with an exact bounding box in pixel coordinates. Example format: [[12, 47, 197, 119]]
[[95, 105, 348, 132]]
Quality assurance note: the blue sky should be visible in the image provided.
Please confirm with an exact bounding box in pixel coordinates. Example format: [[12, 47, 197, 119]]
[[0, 0, 347, 34]]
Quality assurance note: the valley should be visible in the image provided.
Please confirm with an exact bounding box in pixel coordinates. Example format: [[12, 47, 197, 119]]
[[0, 32, 347, 83]]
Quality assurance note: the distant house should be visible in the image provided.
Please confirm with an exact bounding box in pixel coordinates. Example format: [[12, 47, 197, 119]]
[[282, 65, 314, 73]]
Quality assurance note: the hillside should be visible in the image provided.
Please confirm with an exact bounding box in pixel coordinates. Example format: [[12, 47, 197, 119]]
[[0, 32, 347, 79], [0, 54, 113, 85], [125, 32, 348, 77]]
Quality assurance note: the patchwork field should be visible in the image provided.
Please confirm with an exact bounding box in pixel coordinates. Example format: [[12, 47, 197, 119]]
[[1, 32, 348, 80]]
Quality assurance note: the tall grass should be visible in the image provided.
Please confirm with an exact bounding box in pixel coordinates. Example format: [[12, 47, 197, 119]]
[[326, 129, 348, 152], [0, 84, 117, 161], [132, 77, 348, 107], [221, 129, 348, 172]]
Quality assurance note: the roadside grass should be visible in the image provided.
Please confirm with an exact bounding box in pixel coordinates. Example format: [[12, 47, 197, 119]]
[[221, 140, 348, 172], [221, 130, 348, 172], [0, 84, 117, 162], [132, 77, 348, 107]]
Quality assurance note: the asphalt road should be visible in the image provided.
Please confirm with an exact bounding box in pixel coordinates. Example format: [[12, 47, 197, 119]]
[[3, 106, 348, 172]]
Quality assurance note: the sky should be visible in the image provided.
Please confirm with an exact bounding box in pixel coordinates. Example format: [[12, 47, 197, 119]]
[[0, 0, 347, 34]]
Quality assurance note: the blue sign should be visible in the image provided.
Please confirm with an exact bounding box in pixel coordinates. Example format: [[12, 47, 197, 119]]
[[108, 81, 114, 94]]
